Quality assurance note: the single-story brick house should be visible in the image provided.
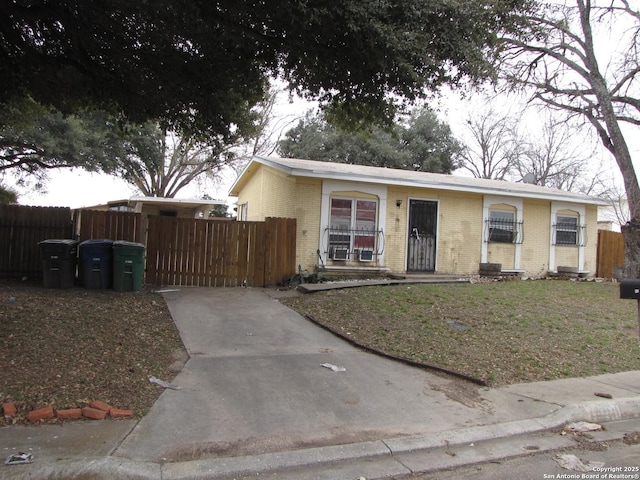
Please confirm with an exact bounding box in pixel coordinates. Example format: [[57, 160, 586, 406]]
[[229, 156, 606, 277]]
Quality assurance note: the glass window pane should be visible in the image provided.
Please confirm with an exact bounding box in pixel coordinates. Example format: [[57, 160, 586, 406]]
[[557, 216, 578, 229], [355, 200, 376, 231], [330, 198, 352, 229], [328, 198, 378, 256], [490, 210, 514, 223], [556, 215, 578, 245], [489, 210, 515, 243]]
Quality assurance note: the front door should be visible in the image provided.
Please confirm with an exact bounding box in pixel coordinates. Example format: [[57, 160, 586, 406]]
[[407, 200, 437, 272]]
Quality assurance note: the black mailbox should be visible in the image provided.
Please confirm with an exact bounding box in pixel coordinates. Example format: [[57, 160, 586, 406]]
[[620, 279, 640, 299]]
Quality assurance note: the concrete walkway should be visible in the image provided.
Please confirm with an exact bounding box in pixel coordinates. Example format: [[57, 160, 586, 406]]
[[113, 288, 554, 462], [3, 287, 640, 479]]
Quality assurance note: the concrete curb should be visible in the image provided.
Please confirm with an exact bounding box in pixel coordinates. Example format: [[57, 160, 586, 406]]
[[11, 397, 640, 480], [385, 397, 640, 455], [7, 457, 160, 480]]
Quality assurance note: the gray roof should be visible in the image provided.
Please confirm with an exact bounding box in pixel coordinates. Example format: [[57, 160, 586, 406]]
[[230, 156, 606, 206]]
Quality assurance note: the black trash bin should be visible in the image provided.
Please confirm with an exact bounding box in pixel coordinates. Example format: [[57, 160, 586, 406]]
[[112, 241, 145, 292], [79, 239, 114, 289], [39, 239, 78, 289]]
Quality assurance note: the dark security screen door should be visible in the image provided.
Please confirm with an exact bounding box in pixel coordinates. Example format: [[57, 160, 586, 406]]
[[407, 200, 437, 272]]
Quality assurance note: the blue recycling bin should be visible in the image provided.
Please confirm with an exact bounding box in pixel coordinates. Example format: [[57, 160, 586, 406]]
[[39, 239, 78, 289], [79, 239, 114, 289]]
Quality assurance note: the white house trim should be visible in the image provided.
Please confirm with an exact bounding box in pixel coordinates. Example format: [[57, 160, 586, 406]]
[[481, 195, 523, 269], [319, 180, 388, 266], [549, 202, 587, 272]]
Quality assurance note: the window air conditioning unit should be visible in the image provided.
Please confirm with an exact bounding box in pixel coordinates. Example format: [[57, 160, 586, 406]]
[[332, 248, 349, 261], [359, 250, 374, 262]]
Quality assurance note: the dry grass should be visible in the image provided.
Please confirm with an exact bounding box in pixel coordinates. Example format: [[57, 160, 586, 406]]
[[281, 279, 640, 386], [0, 280, 187, 424]]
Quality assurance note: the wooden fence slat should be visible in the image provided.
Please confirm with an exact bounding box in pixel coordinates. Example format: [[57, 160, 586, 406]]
[[186, 219, 196, 286], [194, 220, 205, 286], [158, 216, 169, 285], [145, 215, 157, 285], [225, 222, 237, 286], [166, 217, 178, 286], [214, 221, 226, 287], [255, 222, 267, 286], [237, 222, 249, 285]]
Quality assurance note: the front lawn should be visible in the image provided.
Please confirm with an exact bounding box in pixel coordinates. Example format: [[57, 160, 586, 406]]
[[281, 280, 640, 386]]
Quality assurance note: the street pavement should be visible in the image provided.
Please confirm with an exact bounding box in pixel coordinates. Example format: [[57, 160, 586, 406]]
[[2, 286, 640, 479]]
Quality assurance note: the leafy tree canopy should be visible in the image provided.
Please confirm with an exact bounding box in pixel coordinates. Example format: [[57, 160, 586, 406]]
[[0, 184, 18, 204], [278, 108, 461, 174], [1, 88, 285, 196], [0, 97, 126, 186], [208, 204, 230, 218], [1, 0, 528, 140]]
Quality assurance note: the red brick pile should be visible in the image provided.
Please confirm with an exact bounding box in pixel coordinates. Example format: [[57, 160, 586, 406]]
[[2, 400, 133, 423]]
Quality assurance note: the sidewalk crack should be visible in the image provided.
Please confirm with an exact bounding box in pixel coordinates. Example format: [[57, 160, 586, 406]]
[[381, 439, 414, 474]]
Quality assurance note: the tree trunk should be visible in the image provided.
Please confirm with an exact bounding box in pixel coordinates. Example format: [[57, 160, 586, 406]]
[[622, 219, 640, 279], [622, 220, 640, 339]]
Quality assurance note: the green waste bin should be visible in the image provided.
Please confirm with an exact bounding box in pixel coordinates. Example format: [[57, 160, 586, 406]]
[[39, 239, 78, 289], [112, 241, 145, 292]]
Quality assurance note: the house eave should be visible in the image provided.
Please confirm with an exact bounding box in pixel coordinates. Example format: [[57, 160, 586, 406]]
[[240, 156, 606, 206], [292, 167, 594, 203]]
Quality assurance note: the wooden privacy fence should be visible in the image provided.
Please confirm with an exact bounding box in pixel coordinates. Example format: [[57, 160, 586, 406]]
[[0, 206, 296, 287], [596, 229, 624, 278], [76, 209, 145, 243], [145, 216, 296, 287], [77, 211, 296, 287], [0, 205, 73, 279]]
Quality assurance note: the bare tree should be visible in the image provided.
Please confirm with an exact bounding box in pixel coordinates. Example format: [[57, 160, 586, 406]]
[[457, 100, 615, 203], [228, 86, 303, 178], [514, 114, 595, 191], [456, 109, 521, 180], [600, 182, 631, 227], [240, 87, 302, 158], [120, 130, 237, 198], [117, 87, 296, 198], [500, 0, 640, 276]]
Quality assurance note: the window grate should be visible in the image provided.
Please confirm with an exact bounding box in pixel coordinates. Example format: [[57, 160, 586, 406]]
[[484, 219, 524, 244], [553, 223, 586, 246], [326, 227, 384, 261]]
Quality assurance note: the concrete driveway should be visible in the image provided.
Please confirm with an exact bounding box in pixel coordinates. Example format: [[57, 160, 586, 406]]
[[113, 287, 555, 463]]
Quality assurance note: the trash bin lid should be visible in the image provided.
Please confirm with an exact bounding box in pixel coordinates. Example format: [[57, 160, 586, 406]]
[[80, 239, 114, 247], [38, 239, 78, 246], [113, 240, 145, 249]]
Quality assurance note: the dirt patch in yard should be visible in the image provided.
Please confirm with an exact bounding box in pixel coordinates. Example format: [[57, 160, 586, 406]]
[[0, 279, 187, 424]]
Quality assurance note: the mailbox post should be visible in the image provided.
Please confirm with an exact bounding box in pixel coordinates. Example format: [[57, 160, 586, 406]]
[[620, 279, 640, 338]]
